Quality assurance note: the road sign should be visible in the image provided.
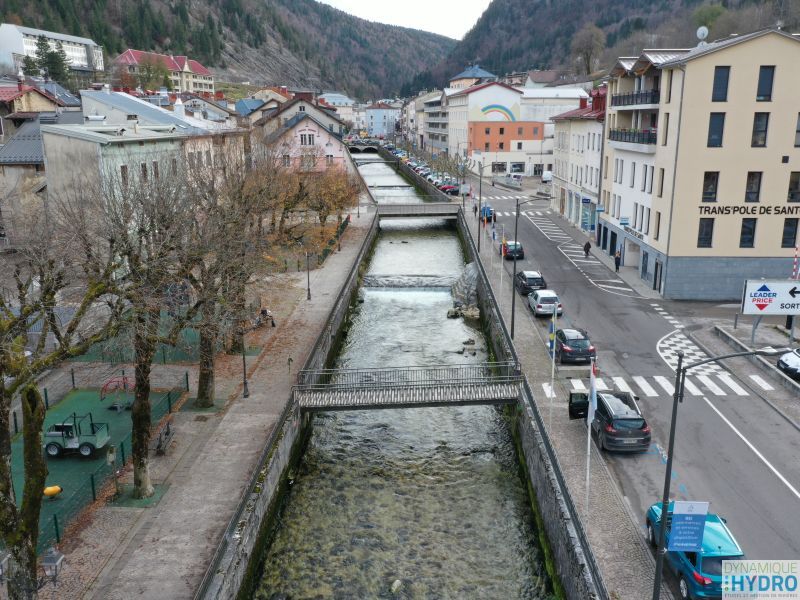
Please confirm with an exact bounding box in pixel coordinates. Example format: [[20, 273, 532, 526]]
[[668, 501, 709, 552], [741, 280, 800, 315], [619, 217, 630, 226]]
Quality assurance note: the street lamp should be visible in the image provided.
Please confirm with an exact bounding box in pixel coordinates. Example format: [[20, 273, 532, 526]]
[[0, 546, 65, 595], [510, 196, 536, 339], [477, 161, 484, 252], [651, 345, 791, 600], [306, 251, 312, 301], [241, 340, 249, 399]]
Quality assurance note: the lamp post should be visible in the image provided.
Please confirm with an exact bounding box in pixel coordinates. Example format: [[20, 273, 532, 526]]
[[510, 196, 536, 339], [651, 345, 791, 600], [241, 340, 250, 398], [306, 251, 311, 301], [477, 161, 484, 252], [0, 546, 65, 597]]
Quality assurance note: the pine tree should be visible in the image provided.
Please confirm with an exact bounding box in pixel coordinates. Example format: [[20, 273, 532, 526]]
[[21, 54, 40, 76]]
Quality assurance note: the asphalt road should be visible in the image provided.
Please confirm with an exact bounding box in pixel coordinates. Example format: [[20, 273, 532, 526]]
[[468, 179, 800, 565]]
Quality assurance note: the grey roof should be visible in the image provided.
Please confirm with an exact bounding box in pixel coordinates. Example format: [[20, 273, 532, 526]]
[[659, 28, 799, 68], [264, 112, 342, 145], [0, 111, 82, 165], [13, 25, 99, 47], [450, 64, 496, 81], [40, 123, 188, 145], [80, 90, 207, 134], [32, 79, 81, 107]]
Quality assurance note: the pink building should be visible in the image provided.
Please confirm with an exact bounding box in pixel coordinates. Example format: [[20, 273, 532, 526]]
[[264, 113, 355, 174]]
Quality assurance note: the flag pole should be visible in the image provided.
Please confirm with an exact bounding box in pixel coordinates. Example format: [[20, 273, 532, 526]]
[[585, 356, 597, 516], [549, 303, 557, 430]]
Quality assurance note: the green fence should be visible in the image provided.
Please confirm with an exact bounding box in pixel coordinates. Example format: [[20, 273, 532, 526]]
[[318, 215, 351, 265]]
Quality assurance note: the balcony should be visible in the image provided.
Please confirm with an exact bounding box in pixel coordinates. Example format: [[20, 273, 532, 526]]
[[609, 129, 658, 145], [611, 89, 660, 107]]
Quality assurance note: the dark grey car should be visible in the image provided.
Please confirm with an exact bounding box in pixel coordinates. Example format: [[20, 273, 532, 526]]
[[555, 328, 596, 363], [591, 391, 651, 452]]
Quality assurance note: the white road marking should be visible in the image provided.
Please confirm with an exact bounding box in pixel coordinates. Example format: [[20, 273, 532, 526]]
[[683, 377, 702, 396], [571, 379, 587, 391], [633, 376, 658, 397], [597, 284, 634, 292], [542, 383, 555, 398], [654, 376, 675, 395], [749, 374, 774, 391], [703, 397, 800, 501], [536, 211, 543, 216], [717, 373, 749, 396], [595, 377, 609, 391], [612, 377, 633, 393], [697, 375, 725, 396]]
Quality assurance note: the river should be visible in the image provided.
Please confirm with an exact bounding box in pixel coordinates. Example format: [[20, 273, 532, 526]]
[[253, 157, 554, 599]]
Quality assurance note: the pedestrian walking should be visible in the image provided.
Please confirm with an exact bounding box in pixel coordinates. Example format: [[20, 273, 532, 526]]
[[583, 241, 591, 259], [492, 211, 497, 226], [614, 250, 621, 272], [473, 203, 478, 218]]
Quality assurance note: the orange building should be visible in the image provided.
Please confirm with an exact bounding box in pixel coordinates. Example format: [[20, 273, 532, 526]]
[[468, 121, 545, 154]]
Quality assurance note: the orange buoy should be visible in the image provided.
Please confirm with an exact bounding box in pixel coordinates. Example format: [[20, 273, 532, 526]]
[[43, 485, 63, 498]]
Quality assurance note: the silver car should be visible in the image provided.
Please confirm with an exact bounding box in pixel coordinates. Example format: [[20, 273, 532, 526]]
[[529, 290, 563, 317]]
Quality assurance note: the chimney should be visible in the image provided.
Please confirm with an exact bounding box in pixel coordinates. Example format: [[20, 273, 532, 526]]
[[174, 97, 185, 118], [17, 69, 23, 92], [579, 97, 588, 109]]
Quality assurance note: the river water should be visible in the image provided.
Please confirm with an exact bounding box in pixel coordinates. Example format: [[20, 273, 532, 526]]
[[253, 158, 554, 599]]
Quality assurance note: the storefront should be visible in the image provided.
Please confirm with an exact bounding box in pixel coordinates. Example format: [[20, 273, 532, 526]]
[[597, 219, 667, 292], [580, 197, 596, 232]]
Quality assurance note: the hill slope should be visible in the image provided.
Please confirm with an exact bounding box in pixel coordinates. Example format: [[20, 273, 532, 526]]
[[0, 0, 456, 98], [407, 0, 796, 92]]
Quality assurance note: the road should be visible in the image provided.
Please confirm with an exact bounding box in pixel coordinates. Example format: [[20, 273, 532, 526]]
[[467, 178, 800, 565]]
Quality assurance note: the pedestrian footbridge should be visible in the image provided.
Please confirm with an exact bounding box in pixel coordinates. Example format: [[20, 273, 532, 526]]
[[294, 362, 523, 411], [375, 203, 461, 219]]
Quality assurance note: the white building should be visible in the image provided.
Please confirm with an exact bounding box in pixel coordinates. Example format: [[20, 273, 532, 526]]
[[0, 23, 104, 74], [319, 92, 355, 127], [552, 87, 607, 231]]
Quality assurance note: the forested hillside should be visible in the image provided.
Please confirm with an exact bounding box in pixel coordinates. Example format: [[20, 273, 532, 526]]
[[0, 0, 456, 98]]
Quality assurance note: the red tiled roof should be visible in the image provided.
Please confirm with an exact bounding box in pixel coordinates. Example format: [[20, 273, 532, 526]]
[[187, 59, 211, 76], [114, 50, 211, 76], [551, 105, 605, 121], [0, 85, 55, 105]]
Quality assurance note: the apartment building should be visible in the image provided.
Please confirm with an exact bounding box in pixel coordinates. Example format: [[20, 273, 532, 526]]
[[599, 28, 800, 300], [114, 50, 214, 94], [365, 102, 400, 137], [423, 90, 451, 155], [552, 87, 606, 230], [0, 23, 104, 74]]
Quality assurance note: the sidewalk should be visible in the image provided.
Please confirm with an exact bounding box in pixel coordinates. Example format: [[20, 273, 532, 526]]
[[465, 213, 672, 600], [35, 209, 374, 600]]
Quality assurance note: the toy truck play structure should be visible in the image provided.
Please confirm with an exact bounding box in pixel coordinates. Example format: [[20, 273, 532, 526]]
[[43, 413, 110, 457]]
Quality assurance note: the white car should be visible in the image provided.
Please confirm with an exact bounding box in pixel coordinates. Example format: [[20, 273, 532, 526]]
[[777, 349, 800, 379], [529, 290, 563, 317]]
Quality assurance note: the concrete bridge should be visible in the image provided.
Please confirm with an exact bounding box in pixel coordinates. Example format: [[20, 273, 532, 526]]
[[375, 203, 460, 219], [347, 143, 380, 153], [294, 362, 522, 411]]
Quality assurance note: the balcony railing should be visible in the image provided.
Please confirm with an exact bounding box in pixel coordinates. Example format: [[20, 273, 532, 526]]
[[609, 128, 658, 145], [611, 89, 660, 107]]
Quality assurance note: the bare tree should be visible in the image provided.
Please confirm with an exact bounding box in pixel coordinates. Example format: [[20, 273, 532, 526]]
[[572, 24, 606, 75]]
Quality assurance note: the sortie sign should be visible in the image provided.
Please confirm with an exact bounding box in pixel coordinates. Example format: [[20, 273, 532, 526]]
[[741, 280, 800, 315]]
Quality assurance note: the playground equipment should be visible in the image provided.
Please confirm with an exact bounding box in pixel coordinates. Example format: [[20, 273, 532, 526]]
[[43, 485, 63, 499], [100, 376, 133, 412], [43, 413, 110, 458]]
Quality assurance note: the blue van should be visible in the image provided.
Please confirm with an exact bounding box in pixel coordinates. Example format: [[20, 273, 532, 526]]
[[646, 502, 744, 599], [480, 205, 494, 219]]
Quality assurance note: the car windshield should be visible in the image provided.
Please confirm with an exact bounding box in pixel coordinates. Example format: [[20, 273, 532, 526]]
[[701, 556, 740, 576], [613, 418, 645, 430], [538, 296, 557, 304], [526, 277, 543, 285], [567, 339, 590, 349], [508, 242, 521, 250]]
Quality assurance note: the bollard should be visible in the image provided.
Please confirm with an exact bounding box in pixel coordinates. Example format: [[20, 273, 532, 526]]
[[167, 391, 172, 413], [44, 388, 49, 409], [90, 473, 97, 501], [53, 514, 61, 544], [70, 368, 75, 388], [297, 259, 301, 272], [184, 371, 190, 391], [120, 441, 126, 465], [13, 411, 18, 434]]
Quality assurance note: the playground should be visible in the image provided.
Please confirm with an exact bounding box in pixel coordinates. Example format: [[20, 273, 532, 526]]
[[10, 381, 182, 552]]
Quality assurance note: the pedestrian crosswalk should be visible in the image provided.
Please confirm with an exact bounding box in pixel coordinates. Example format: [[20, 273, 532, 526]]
[[547, 372, 767, 400]]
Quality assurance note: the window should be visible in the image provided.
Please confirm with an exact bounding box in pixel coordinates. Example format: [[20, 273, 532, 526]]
[[299, 105, 305, 112], [140, 163, 148, 181], [644, 208, 650, 234], [707, 113, 725, 147], [739, 218, 756, 248], [499, 142, 504, 150], [756, 66, 775, 101], [655, 211, 661, 240], [751, 113, 769, 147], [745, 172, 762, 202], [662, 113, 669, 145], [666, 69, 673, 103], [171, 158, 178, 175], [325, 154, 333, 165], [619, 160, 624, 184], [648, 166, 654, 194], [711, 66, 730, 102], [702, 172, 719, 202], [152, 161, 159, 179], [282, 154, 290, 167], [641, 165, 647, 192], [300, 133, 314, 146], [517, 127, 523, 135], [120, 165, 128, 186], [517, 142, 522, 150], [631, 162, 636, 187], [499, 127, 504, 135], [484, 142, 489, 151], [205, 150, 212, 165], [485, 127, 490, 135], [783, 219, 799, 248], [789, 172, 800, 202], [633, 202, 639, 228], [697, 218, 714, 248], [604, 156, 608, 178], [301, 154, 316, 169], [533, 126, 539, 135], [658, 168, 664, 197]]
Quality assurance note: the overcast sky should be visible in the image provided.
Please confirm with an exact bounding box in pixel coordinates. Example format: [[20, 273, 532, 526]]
[[316, 0, 492, 40]]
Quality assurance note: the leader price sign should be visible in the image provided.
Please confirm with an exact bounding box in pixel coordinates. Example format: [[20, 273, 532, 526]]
[[741, 280, 800, 315]]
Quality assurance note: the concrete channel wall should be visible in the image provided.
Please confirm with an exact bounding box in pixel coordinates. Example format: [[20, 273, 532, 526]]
[[196, 185, 381, 600], [384, 148, 607, 599]]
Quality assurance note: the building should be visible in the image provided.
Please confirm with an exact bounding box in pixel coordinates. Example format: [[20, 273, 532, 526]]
[[448, 64, 496, 90], [113, 49, 214, 94], [599, 28, 800, 299], [0, 82, 59, 143], [254, 97, 346, 139], [0, 23, 104, 74], [365, 102, 399, 138], [423, 90, 452, 155], [318, 92, 355, 126], [552, 87, 607, 231], [261, 112, 355, 175], [524, 70, 562, 88]]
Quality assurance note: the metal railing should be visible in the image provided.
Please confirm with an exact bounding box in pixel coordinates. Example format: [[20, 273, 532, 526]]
[[608, 128, 658, 145], [611, 89, 660, 107], [297, 362, 521, 390]]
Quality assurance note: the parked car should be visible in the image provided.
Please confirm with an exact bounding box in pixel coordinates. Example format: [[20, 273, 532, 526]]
[[514, 270, 547, 295], [500, 240, 524, 260], [555, 328, 596, 363], [440, 184, 458, 192], [528, 290, 562, 316], [646, 502, 744, 600], [445, 187, 460, 196], [591, 391, 651, 452], [777, 348, 800, 379]]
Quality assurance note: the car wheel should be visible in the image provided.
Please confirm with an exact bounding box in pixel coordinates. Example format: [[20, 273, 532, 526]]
[[45, 443, 61, 457], [646, 521, 656, 547], [679, 576, 691, 600], [78, 443, 95, 457]]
